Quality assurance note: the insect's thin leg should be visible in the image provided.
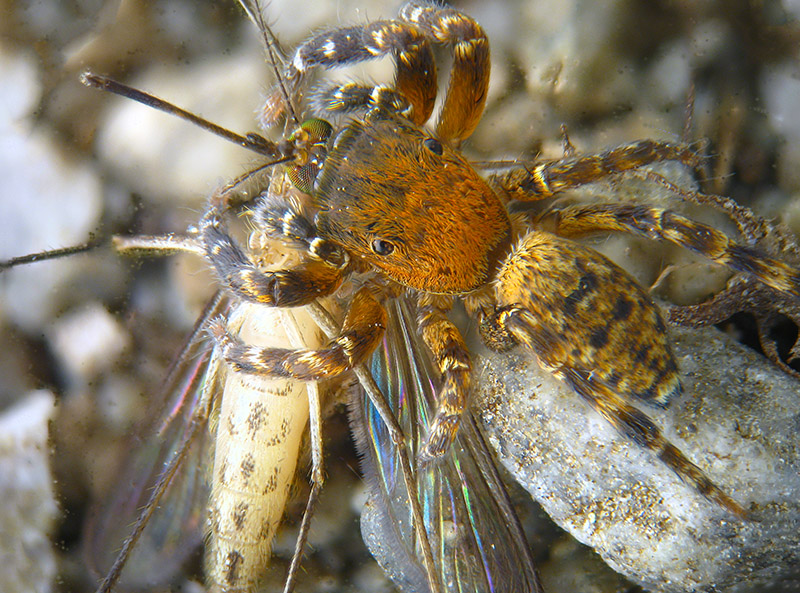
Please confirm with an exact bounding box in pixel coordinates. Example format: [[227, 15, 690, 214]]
[[94, 353, 221, 593], [544, 202, 800, 298], [281, 379, 324, 593], [399, 1, 490, 143], [112, 233, 205, 257], [275, 19, 437, 125], [681, 79, 696, 145], [200, 213, 345, 307], [416, 295, 472, 460], [237, 0, 301, 126], [0, 235, 105, 270], [489, 140, 704, 201], [305, 301, 442, 593], [279, 309, 325, 593], [211, 287, 386, 380]]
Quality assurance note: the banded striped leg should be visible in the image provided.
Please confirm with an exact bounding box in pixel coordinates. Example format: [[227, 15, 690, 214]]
[[544, 203, 800, 298], [399, 1, 490, 143], [210, 287, 387, 381], [490, 140, 704, 201], [283, 19, 437, 125], [417, 296, 472, 460], [501, 308, 746, 517]]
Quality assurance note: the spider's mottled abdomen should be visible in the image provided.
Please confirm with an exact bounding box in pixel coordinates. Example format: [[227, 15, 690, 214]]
[[495, 231, 681, 407]]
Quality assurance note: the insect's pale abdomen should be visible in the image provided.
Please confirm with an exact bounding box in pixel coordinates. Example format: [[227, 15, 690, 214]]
[[206, 302, 323, 593]]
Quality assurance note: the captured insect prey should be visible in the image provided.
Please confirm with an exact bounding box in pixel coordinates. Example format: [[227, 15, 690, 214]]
[[2, 1, 800, 593]]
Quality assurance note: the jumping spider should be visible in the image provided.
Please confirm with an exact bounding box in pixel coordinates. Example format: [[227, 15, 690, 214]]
[[185, 0, 800, 533]]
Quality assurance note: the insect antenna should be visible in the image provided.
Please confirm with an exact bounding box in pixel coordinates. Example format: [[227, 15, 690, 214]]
[[0, 234, 105, 270], [81, 72, 289, 158], [237, 0, 301, 126]]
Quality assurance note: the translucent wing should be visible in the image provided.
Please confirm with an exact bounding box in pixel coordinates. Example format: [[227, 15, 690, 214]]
[[351, 297, 543, 593], [83, 293, 227, 590]]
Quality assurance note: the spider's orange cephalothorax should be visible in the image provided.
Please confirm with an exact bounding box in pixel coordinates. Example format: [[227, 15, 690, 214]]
[[314, 111, 512, 294]]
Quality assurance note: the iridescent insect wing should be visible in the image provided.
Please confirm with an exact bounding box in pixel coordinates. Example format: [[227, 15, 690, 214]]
[[83, 294, 226, 590], [351, 297, 543, 593]]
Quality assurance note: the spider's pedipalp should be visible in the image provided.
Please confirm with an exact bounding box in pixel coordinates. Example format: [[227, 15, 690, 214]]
[[250, 192, 349, 268], [251, 192, 317, 248], [215, 287, 386, 380], [548, 203, 800, 298], [201, 218, 343, 307]]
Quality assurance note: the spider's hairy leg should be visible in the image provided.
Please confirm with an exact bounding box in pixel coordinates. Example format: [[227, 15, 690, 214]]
[[486, 230, 745, 515], [506, 311, 746, 517], [200, 212, 344, 308], [210, 287, 386, 380], [398, 1, 490, 143], [416, 294, 472, 460], [547, 203, 800, 298], [281, 18, 436, 125], [490, 140, 703, 201]]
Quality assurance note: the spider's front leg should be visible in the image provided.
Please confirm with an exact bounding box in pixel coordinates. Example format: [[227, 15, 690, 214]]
[[272, 10, 438, 125], [416, 295, 472, 460], [210, 287, 387, 381], [484, 230, 746, 516]]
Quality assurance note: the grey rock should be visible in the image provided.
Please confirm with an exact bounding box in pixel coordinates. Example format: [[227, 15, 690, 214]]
[[475, 324, 800, 593], [0, 391, 58, 593]]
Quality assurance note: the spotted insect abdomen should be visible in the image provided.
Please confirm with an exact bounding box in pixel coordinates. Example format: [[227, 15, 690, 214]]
[[494, 230, 681, 406], [206, 303, 321, 593]]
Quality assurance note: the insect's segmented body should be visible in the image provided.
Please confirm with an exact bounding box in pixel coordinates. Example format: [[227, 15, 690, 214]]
[[206, 301, 322, 593]]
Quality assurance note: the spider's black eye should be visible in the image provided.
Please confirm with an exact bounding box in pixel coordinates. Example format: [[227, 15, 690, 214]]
[[423, 137, 443, 155], [371, 238, 395, 256]]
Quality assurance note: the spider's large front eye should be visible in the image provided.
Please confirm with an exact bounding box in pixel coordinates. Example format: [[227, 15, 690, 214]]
[[371, 238, 395, 256], [423, 137, 443, 155]]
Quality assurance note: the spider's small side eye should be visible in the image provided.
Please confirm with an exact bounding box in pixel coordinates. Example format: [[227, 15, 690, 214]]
[[423, 137, 443, 155], [371, 238, 395, 256]]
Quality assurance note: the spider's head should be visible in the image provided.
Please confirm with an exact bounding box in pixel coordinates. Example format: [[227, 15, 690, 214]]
[[312, 112, 512, 294]]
